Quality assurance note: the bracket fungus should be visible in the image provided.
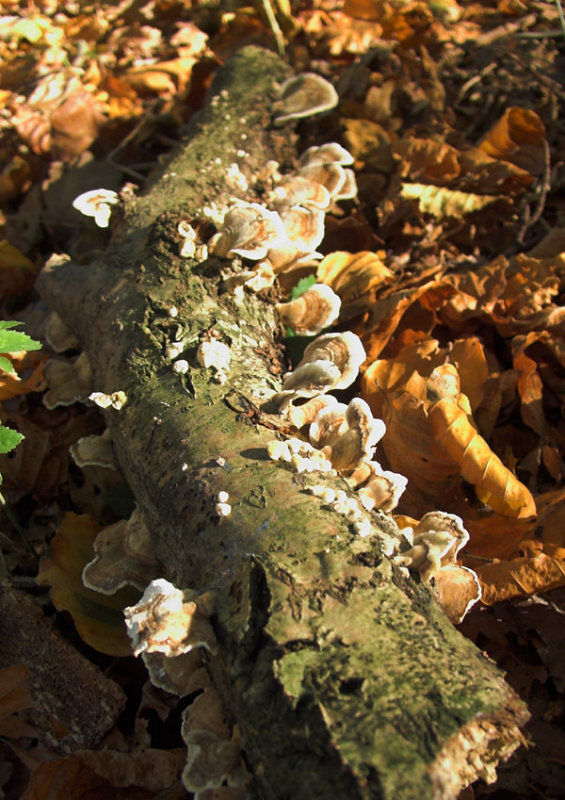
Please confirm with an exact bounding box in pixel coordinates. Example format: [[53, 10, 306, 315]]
[[143, 649, 211, 697], [208, 202, 287, 260], [272, 73, 339, 125], [70, 429, 117, 470], [124, 578, 218, 657], [313, 398, 387, 473], [276, 283, 341, 336], [82, 508, 162, 594], [271, 331, 365, 411], [72, 188, 119, 228], [182, 730, 248, 794], [45, 312, 81, 353], [395, 511, 470, 583], [43, 351, 93, 409]]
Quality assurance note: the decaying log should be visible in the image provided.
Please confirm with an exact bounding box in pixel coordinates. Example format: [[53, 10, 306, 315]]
[[37, 47, 529, 799]]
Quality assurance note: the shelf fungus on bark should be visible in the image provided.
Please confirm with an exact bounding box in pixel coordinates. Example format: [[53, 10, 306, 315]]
[[267, 175, 332, 211], [272, 72, 339, 125], [124, 578, 218, 657], [312, 398, 387, 473], [208, 202, 287, 260], [347, 460, 408, 512], [298, 143, 357, 202], [82, 507, 162, 594], [45, 312, 81, 353], [72, 188, 119, 228], [70, 430, 117, 471], [270, 331, 366, 410], [143, 649, 211, 697], [286, 393, 339, 429], [279, 206, 326, 252], [182, 729, 249, 794], [43, 351, 93, 409], [267, 436, 334, 474], [276, 283, 341, 336]]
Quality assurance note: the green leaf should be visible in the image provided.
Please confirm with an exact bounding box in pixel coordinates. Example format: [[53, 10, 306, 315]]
[[0, 356, 15, 373], [0, 425, 24, 454], [290, 274, 316, 300], [0, 321, 41, 357]]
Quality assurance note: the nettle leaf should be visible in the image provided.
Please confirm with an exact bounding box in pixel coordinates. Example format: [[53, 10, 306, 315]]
[[0, 321, 42, 362], [290, 273, 316, 300], [0, 356, 14, 373], [286, 274, 317, 338], [0, 425, 24, 454]]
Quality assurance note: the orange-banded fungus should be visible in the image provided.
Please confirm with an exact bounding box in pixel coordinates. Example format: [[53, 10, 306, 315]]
[[208, 202, 286, 260], [124, 579, 218, 657], [82, 508, 162, 594], [276, 284, 341, 336], [272, 73, 339, 125], [43, 351, 93, 409]]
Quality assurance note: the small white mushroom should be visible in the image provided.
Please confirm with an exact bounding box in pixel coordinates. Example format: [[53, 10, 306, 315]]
[[273, 73, 339, 125], [89, 390, 128, 410], [72, 188, 119, 228], [197, 340, 231, 384]]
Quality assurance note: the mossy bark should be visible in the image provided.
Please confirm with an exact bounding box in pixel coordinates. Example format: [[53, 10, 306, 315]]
[[37, 47, 528, 800]]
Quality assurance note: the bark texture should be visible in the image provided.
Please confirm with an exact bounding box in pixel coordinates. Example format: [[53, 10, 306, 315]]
[[37, 47, 529, 800]]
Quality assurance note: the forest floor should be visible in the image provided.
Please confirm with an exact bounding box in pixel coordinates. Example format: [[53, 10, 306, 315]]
[[1, 1, 565, 798]]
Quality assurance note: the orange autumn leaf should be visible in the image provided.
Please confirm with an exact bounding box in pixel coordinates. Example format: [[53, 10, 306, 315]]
[[0, 350, 46, 401], [22, 749, 185, 800], [36, 513, 138, 657], [478, 107, 546, 175], [0, 664, 36, 739], [400, 183, 503, 219], [394, 137, 461, 184], [476, 550, 565, 605], [316, 250, 393, 319], [425, 364, 536, 519]]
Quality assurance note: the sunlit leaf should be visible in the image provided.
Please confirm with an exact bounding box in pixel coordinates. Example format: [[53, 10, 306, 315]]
[[401, 183, 501, 219], [425, 364, 536, 519], [478, 107, 546, 175]]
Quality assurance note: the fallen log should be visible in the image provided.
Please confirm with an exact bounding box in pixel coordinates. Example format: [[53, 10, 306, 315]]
[[37, 46, 529, 800]]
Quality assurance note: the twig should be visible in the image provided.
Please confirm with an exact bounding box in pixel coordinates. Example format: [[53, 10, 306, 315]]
[[259, 0, 286, 57]]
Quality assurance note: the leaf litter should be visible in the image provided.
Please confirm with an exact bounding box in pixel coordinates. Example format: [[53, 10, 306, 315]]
[[1, 0, 565, 797]]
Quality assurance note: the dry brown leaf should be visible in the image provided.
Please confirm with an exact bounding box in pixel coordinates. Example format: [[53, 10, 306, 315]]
[[0, 349, 46, 401], [478, 107, 546, 175], [426, 364, 536, 519], [316, 250, 393, 316], [400, 183, 503, 219], [394, 138, 461, 184], [50, 90, 105, 161], [477, 551, 565, 605], [0, 664, 37, 739], [36, 513, 138, 656], [22, 749, 185, 800]]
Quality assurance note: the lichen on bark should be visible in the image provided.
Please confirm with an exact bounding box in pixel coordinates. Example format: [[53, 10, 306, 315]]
[[38, 46, 529, 800]]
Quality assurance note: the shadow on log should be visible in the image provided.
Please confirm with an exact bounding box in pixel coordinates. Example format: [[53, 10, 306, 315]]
[[37, 46, 529, 800]]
